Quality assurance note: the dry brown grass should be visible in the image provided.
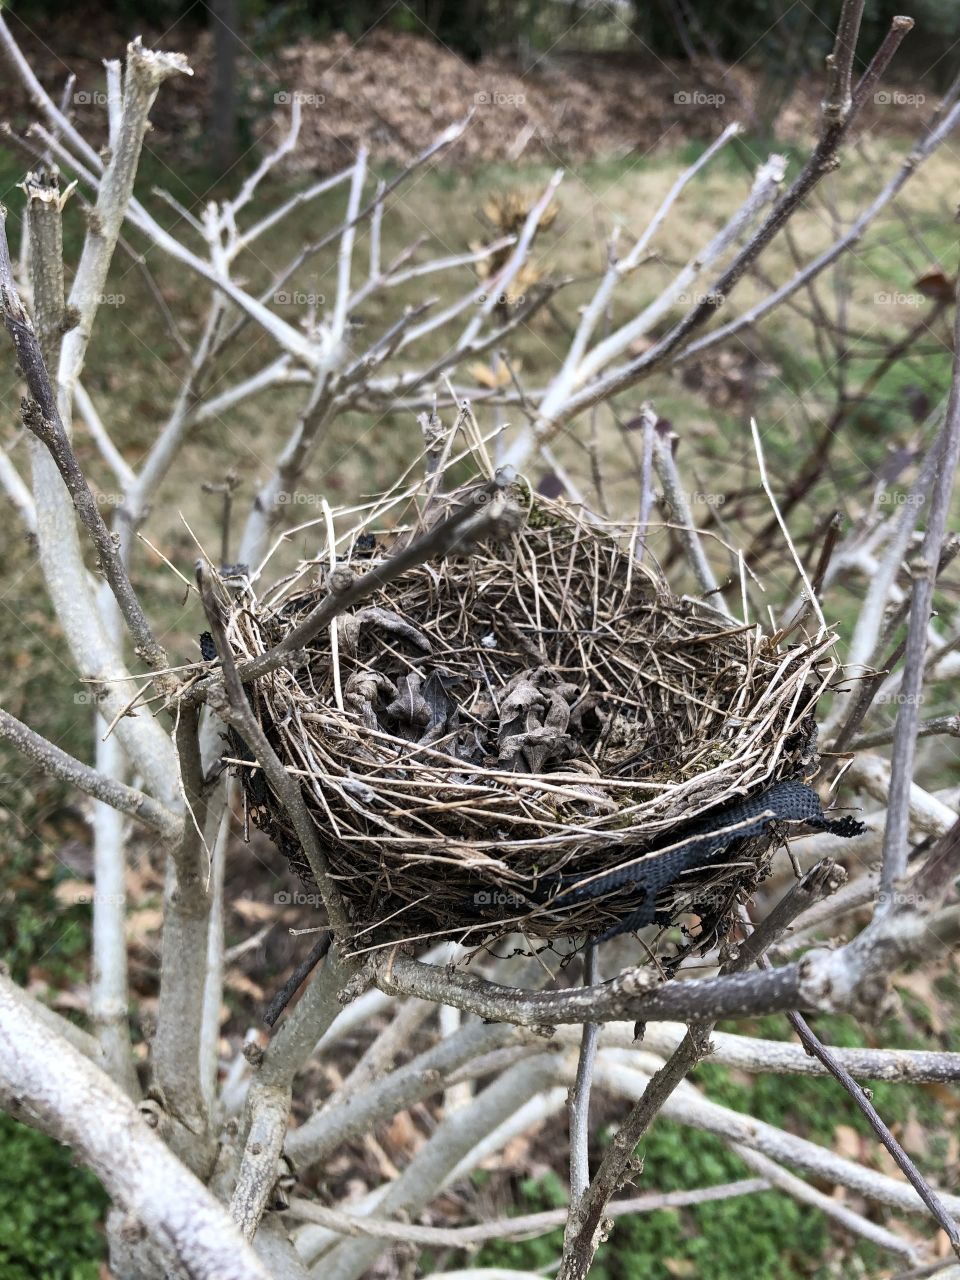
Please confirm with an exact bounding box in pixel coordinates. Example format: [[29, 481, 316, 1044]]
[[210, 444, 836, 957]]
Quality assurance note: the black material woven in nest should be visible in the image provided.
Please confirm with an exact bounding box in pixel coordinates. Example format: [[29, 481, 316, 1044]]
[[540, 779, 866, 940]]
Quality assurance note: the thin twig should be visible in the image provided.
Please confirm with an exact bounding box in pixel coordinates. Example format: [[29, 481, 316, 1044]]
[[263, 933, 332, 1028], [652, 420, 734, 618], [734, 858, 847, 971], [285, 1178, 770, 1246], [851, 714, 960, 752], [568, 944, 599, 1207], [774, 973, 960, 1257], [196, 565, 352, 936], [0, 212, 167, 670], [881, 293, 960, 903], [0, 708, 179, 836], [518, 8, 911, 455], [223, 472, 521, 687], [751, 416, 827, 640]]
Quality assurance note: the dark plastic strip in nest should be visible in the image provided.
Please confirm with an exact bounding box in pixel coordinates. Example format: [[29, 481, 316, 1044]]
[[541, 780, 866, 942]]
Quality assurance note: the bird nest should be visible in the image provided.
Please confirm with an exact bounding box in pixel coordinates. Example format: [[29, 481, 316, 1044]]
[[219, 476, 836, 955]]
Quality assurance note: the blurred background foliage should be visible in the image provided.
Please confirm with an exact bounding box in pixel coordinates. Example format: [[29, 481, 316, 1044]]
[[5, 0, 959, 73]]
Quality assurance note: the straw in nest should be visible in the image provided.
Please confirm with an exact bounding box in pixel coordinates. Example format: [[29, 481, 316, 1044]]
[[215, 468, 838, 956]]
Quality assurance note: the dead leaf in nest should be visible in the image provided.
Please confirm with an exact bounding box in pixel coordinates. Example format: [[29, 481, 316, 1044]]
[[500, 672, 544, 734], [497, 670, 579, 772], [385, 672, 432, 741], [338, 605, 432, 657], [344, 669, 397, 731], [501, 725, 576, 774], [421, 669, 458, 727]]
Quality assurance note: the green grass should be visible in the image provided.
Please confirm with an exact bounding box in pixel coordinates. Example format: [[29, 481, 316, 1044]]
[[0, 1114, 107, 1280], [432, 999, 956, 1278], [451, 1005, 951, 1279], [457, 1127, 835, 1280], [0, 765, 93, 988]]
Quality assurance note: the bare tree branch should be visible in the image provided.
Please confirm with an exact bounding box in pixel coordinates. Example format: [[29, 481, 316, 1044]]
[[0, 707, 179, 835], [285, 1177, 770, 1246], [151, 702, 218, 1172], [881, 293, 960, 902], [785, 1004, 960, 1256], [197, 566, 351, 937], [0, 209, 167, 670], [568, 944, 599, 1208], [0, 973, 270, 1280], [504, 9, 913, 463]]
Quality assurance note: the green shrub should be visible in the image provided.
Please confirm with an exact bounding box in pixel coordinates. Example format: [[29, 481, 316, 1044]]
[[0, 1114, 107, 1280]]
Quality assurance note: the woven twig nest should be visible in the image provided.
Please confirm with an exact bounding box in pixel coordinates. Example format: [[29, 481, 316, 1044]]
[[222, 478, 834, 955]]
